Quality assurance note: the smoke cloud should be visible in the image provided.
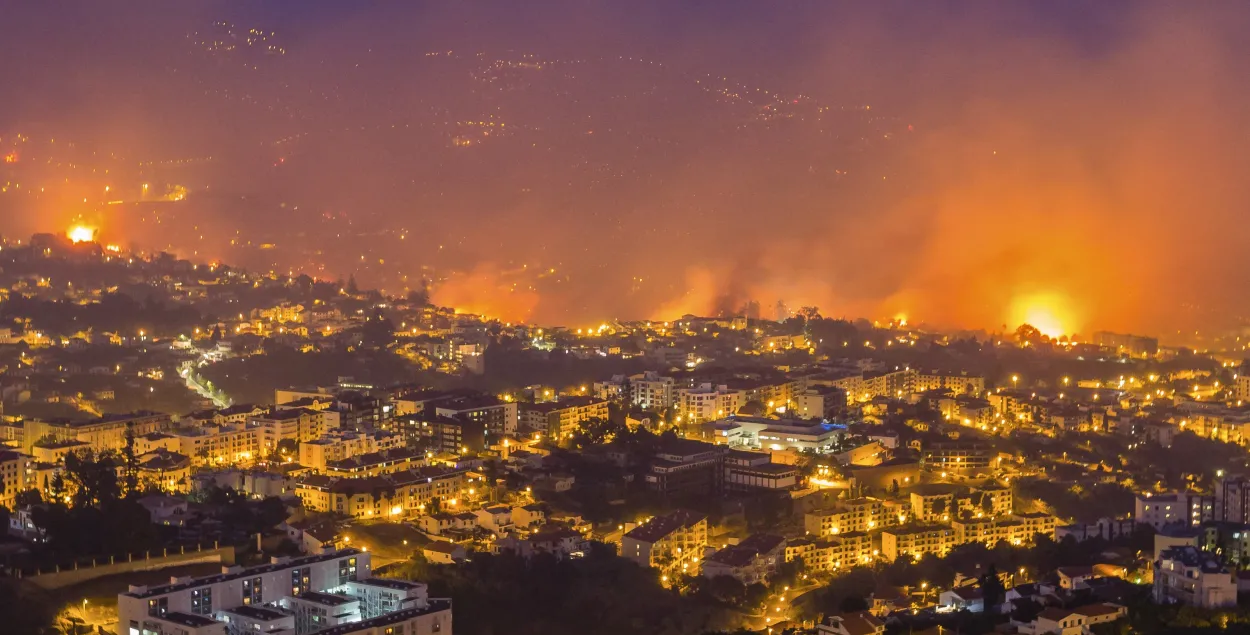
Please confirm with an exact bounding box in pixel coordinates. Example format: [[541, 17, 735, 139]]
[[2, 1, 1247, 337]]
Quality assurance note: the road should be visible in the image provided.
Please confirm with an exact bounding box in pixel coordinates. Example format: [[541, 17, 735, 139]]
[[180, 361, 232, 408]]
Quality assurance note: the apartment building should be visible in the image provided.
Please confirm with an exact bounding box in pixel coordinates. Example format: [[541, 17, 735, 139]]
[[920, 442, 993, 475], [645, 438, 729, 497], [629, 372, 675, 410], [1012, 512, 1058, 540], [295, 467, 470, 518], [701, 534, 786, 585], [168, 424, 262, 466], [785, 532, 874, 572], [518, 396, 609, 440], [1136, 491, 1216, 529], [913, 370, 985, 397], [805, 498, 888, 536], [880, 525, 956, 561], [622, 509, 708, 584], [299, 431, 405, 473], [674, 383, 743, 424], [1154, 546, 1237, 608], [250, 409, 333, 452], [0, 450, 33, 509], [118, 549, 371, 635], [324, 448, 426, 479], [22, 411, 171, 453]]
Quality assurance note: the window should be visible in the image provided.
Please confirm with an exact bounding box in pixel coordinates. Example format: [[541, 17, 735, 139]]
[[339, 557, 358, 584], [292, 567, 311, 595], [147, 597, 168, 618], [191, 588, 213, 615], [242, 577, 263, 605]]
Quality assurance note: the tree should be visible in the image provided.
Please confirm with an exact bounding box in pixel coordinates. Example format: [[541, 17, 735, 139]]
[[15, 489, 42, 508], [122, 426, 139, 497], [890, 479, 900, 496], [978, 563, 1007, 616], [1014, 324, 1043, 345], [346, 275, 360, 295]]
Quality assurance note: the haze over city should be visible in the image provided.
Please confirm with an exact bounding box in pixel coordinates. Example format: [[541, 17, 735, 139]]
[[9, 4, 1250, 635], [3, 2, 1249, 340]]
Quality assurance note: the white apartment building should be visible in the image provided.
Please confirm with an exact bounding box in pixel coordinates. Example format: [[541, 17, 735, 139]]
[[674, 383, 743, 424], [1154, 546, 1237, 608], [119, 549, 371, 635], [1135, 492, 1214, 529], [118, 549, 453, 635]]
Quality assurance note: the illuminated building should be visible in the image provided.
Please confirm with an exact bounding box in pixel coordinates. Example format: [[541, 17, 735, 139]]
[[674, 383, 743, 424], [0, 450, 34, 510], [912, 370, 985, 396], [724, 449, 799, 491], [168, 424, 261, 466], [711, 415, 843, 453], [622, 509, 708, 584], [1136, 492, 1216, 529], [518, 396, 609, 440], [920, 441, 993, 475], [299, 430, 405, 473], [324, 447, 427, 479], [251, 408, 334, 449], [21, 411, 171, 454], [1092, 331, 1159, 358], [879, 524, 956, 561], [1154, 546, 1237, 608], [295, 467, 470, 517], [701, 534, 786, 585], [117, 549, 369, 634], [785, 532, 874, 571], [645, 437, 728, 496], [137, 450, 193, 494], [805, 498, 888, 536]]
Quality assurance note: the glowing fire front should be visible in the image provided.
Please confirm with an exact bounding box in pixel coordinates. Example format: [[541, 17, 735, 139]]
[[67, 225, 97, 244]]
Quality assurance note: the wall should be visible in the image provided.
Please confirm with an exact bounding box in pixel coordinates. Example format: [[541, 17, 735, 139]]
[[20, 545, 236, 590]]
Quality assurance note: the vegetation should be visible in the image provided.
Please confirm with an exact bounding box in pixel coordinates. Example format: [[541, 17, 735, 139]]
[[383, 545, 739, 635]]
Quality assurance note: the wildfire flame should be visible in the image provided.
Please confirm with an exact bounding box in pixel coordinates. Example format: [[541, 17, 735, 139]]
[[67, 225, 97, 244]]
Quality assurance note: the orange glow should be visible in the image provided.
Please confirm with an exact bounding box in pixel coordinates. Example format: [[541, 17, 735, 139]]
[[67, 225, 97, 244], [2, 152, 16, 163], [1008, 292, 1077, 338]]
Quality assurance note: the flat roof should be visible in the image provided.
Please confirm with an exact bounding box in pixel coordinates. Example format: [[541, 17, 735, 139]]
[[220, 604, 291, 621], [124, 549, 364, 599], [312, 600, 452, 635]]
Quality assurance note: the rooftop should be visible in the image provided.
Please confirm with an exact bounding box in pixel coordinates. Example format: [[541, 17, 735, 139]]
[[624, 509, 707, 544], [312, 600, 452, 635], [220, 604, 290, 621], [160, 612, 220, 628], [123, 548, 365, 599]]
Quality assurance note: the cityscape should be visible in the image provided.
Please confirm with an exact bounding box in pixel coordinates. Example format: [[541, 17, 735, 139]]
[[3, 3, 1250, 635]]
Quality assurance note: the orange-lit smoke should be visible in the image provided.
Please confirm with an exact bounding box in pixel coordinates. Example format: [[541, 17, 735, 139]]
[[641, 5, 1250, 336], [431, 263, 541, 323]]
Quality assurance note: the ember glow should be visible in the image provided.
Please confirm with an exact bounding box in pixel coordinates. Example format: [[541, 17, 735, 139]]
[[67, 225, 97, 244]]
